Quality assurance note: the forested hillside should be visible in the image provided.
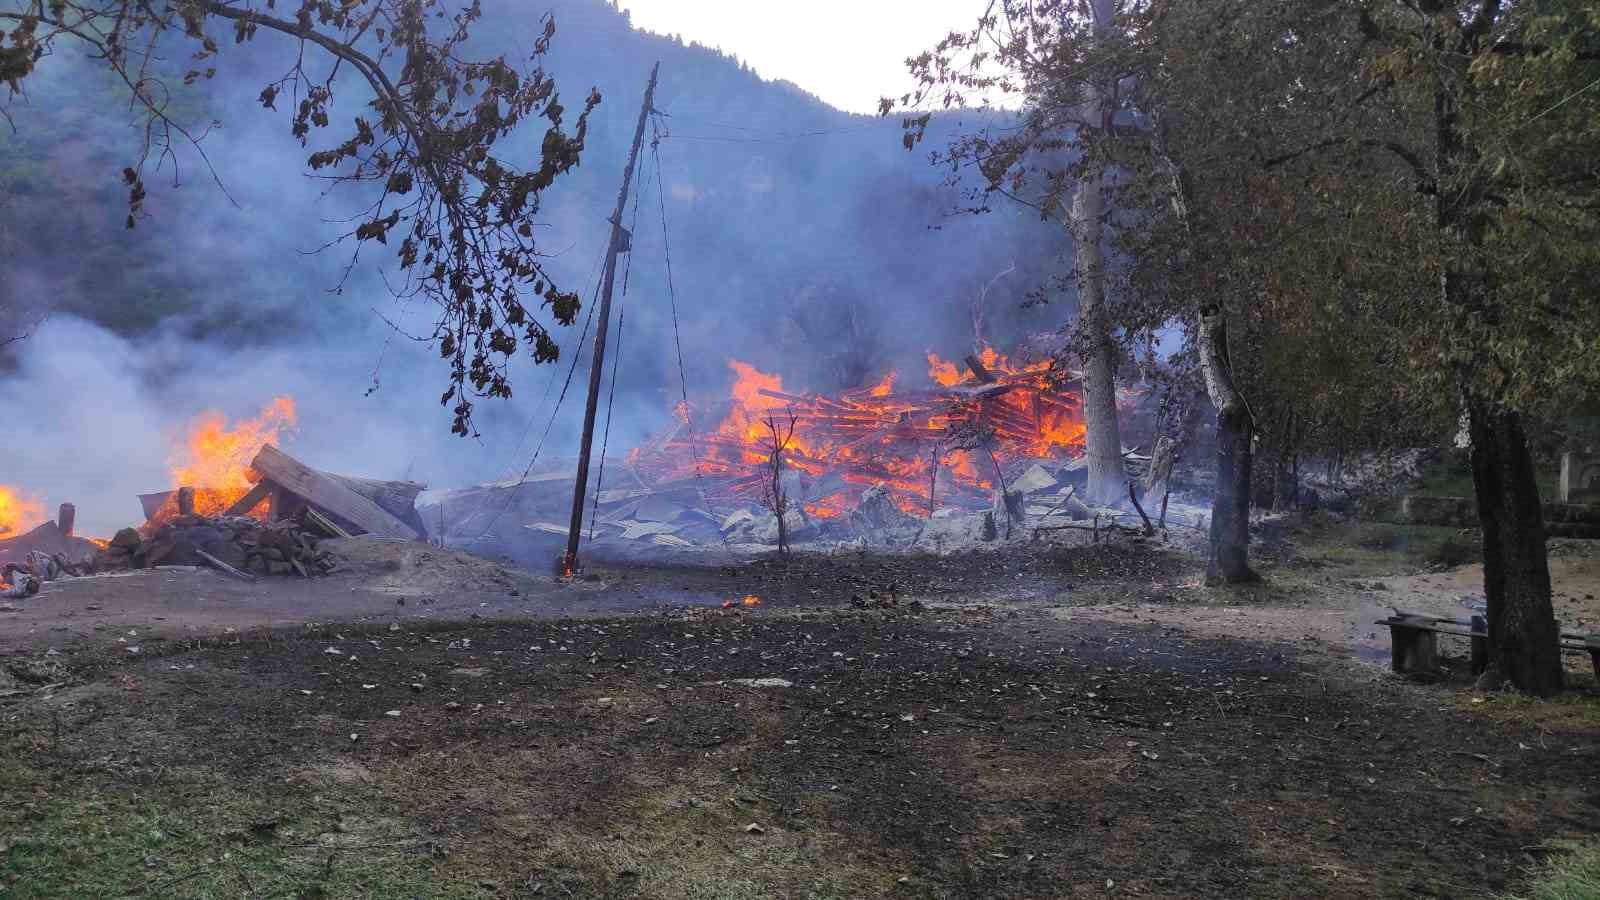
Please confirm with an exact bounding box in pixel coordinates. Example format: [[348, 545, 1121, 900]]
[[0, 0, 1068, 396]]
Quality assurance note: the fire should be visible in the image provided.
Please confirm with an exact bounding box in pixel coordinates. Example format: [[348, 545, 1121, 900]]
[[627, 343, 1090, 517], [0, 485, 45, 538], [742, 594, 761, 606], [804, 490, 852, 520], [162, 396, 297, 520], [927, 353, 963, 388]]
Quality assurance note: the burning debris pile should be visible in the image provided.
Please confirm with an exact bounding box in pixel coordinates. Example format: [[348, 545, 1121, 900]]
[[0, 500, 101, 566], [628, 345, 1090, 519], [428, 344, 1156, 562], [3, 396, 431, 593], [0, 485, 47, 541], [93, 513, 339, 577]]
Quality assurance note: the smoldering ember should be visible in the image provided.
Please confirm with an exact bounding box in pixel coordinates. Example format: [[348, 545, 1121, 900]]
[[2, 2, 1598, 898]]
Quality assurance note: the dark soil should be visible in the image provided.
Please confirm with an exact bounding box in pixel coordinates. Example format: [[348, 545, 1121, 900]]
[[6, 596, 1597, 898]]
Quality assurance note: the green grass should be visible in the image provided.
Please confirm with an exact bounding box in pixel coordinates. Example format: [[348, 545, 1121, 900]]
[[1505, 840, 1600, 900], [0, 755, 486, 899], [1414, 457, 1558, 502], [1279, 513, 1483, 576], [1454, 683, 1600, 729]]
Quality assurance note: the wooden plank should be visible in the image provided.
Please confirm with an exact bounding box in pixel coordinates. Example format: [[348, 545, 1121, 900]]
[[249, 445, 419, 540], [223, 481, 273, 518], [196, 548, 256, 583], [303, 508, 353, 539]]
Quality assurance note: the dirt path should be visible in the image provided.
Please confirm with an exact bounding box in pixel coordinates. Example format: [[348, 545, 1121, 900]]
[[6, 531, 1597, 679]]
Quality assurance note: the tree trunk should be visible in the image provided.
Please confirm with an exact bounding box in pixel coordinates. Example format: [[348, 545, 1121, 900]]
[[1143, 434, 1177, 507], [1466, 397, 1564, 696], [1071, 0, 1125, 508], [1426, 13, 1560, 695], [1073, 170, 1125, 506], [1198, 307, 1258, 585]]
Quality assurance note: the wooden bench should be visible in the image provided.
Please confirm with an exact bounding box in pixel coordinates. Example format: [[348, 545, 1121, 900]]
[[1376, 612, 1600, 679]]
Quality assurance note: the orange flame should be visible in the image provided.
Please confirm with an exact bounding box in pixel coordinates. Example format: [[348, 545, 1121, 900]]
[[742, 595, 761, 606], [926, 353, 963, 388], [163, 396, 297, 520], [626, 343, 1091, 518], [0, 485, 46, 538]]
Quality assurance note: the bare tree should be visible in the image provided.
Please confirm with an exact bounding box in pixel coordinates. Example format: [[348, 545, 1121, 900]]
[[970, 261, 1015, 353], [761, 411, 799, 556], [0, 0, 600, 434]]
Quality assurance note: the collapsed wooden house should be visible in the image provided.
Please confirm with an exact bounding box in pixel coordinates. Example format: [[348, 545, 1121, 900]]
[[0, 502, 100, 565], [137, 445, 425, 540]]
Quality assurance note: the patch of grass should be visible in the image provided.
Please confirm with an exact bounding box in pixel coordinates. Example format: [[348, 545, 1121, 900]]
[[1422, 533, 1481, 568], [1414, 458, 1480, 500], [1282, 515, 1482, 577], [1451, 687, 1600, 731], [1505, 840, 1600, 900], [0, 754, 484, 899], [1415, 457, 1559, 503]]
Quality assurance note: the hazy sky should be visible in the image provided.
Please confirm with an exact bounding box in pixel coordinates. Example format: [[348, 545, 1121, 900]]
[[620, 0, 995, 114]]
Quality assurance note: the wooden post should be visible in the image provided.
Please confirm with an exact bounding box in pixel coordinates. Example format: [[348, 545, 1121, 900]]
[[564, 62, 661, 577], [177, 486, 196, 516], [1387, 617, 1438, 674], [57, 503, 75, 538]]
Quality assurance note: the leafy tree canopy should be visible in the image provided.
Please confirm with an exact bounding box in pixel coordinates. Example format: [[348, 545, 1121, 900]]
[[1, 0, 600, 434]]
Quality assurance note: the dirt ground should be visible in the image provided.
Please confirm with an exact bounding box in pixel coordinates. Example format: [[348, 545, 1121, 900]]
[[2, 525, 1598, 898]]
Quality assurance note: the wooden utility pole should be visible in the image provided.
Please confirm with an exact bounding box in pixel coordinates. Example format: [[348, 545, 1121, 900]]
[[563, 62, 660, 576]]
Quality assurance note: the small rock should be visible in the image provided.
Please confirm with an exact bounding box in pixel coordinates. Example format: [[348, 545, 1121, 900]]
[[744, 823, 764, 835], [729, 677, 793, 688]]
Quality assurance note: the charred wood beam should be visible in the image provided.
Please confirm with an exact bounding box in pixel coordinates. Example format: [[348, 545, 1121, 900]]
[[964, 354, 997, 383], [223, 481, 274, 518]]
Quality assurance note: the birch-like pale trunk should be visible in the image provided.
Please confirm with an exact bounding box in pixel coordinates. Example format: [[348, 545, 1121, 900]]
[[1073, 0, 1126, 507], [1072, 171, 1126, 506]]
